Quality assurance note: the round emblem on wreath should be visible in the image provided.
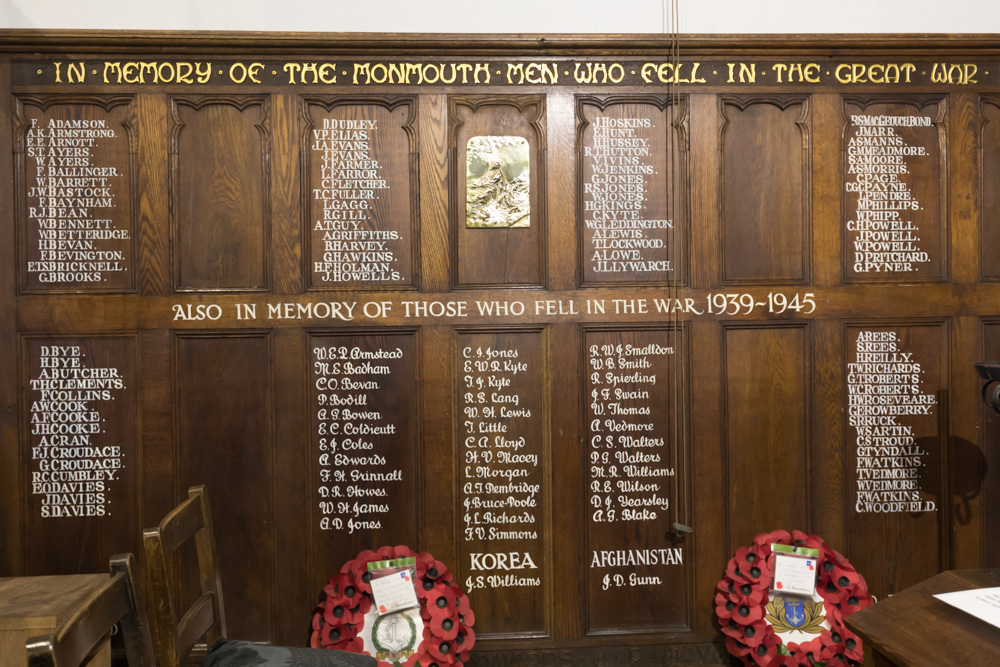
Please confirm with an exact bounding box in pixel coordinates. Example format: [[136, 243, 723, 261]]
[[715, 529, 873, 667], [311, 545, 476, 667], [371, 611, 418, 662]]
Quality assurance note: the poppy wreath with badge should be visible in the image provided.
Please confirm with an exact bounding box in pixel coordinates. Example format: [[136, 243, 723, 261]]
[[312, 545, 476, 666], [715, 529, 873, 667]]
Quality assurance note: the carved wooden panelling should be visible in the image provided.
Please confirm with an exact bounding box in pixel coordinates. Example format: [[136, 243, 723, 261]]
[[843, 321, 948, 599], [982, 98, 1000, 280], [170, 97, 271, 292], [3, 33, 1000, 665], [456, 328, 547, 638], [576, 96, 689, 286], [20, 334, 139, 574], [842, 96, 948, 282], [13, 96, 137, 293], [301, 97, 418, 290], [307, 330, 421, 585], [174, 332, 274, 640], [723, 323, 811, 553], [448, 96, 546, 288], [584, 325, 691, 635], [719, 96, 811, 285]]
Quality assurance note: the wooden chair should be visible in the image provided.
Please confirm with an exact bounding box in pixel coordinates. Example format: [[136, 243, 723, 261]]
[[25, 553, 155, 667], [143, 485, 376, 667]]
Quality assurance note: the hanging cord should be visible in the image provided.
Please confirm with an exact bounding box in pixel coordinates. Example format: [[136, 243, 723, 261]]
[[666, 0, 691, 540]]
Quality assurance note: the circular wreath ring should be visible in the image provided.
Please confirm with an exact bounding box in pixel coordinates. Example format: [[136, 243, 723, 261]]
[[715, 529, 873, 667], [311, 545, 476, 666]]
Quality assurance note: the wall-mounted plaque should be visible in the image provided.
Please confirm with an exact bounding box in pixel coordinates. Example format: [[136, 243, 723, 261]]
[[466, 135, 530, 229]]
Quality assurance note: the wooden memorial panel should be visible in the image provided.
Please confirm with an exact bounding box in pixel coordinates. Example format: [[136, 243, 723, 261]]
[[4, 32, 1000, 666], [723, 323, 811, 553], [20, 335, 138, 574], [576, 96, 688, 286], [842, 97, 948, 282], [170, 96, 270, 292], [456, 328, 547, 638], [982, 97, 1000, 280], [13, 96, 137, 293], [308, 330, 420, 577], [174, 332, 274, 640], [584, 325, 690, 634], [448, 96, 546, 288], [302, 98, 418, 290], [844, 322, 948, 600], [719, 96, 811, 285]]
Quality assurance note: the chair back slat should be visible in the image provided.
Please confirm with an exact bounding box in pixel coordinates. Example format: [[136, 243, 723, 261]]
[[143, 484, 227, 667], [26, 554, 155, 667], [176, 592, 218, 659]]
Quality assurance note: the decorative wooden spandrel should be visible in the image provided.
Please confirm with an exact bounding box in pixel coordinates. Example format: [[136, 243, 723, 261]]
[[303, 98, 417, 289], [456, 329, 546, 638], [845, 322, 947, 599], [21, 335, 138, 574], [14, 97, 136, 293], [584, 326, 689, 634], [309, 331, 420, 578], [842, 97, 947, 282], [577, 97, 687, 286]]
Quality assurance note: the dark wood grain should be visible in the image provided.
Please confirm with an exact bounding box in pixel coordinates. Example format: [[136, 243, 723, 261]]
[[3, 32, 1000, 666]]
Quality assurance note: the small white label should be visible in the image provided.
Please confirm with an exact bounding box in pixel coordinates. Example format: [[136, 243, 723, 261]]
[[772, 553, 817, 597], [370, 570, 419, 616]]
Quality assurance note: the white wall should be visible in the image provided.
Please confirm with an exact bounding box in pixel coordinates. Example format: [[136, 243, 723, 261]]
[[2, 0, 998, 33]]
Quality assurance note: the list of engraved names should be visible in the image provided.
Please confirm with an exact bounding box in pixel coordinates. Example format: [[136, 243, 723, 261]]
[[583, 111, 673, 280], [459, 335, 543, 594], [313, 341, 406, 533], [30, 344, 126, 518], [24, 116, 129, 285], [847, 113, 931, 275], [849, 330, 937, 513], [311, 118, 403, 283]]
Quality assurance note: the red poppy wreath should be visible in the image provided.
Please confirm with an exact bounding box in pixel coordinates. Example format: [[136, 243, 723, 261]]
[[715, 530, 873, 667], [312, 545, 476, 667]]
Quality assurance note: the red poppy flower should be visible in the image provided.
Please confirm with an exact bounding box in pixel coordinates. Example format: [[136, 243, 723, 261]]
[[839, 629, 863, 662], [770, 656, 801, 667], [317, 620, 359, 647], [749, 632, 781, 666], [730, 585, 766, 611], [431, 611, 461, 641], [754, 530, 791, 550], [323, 600, 366, 627], [428, 638, 458, 664], [716, 591, 738, 621], [734, 619, 769, 647], [459, 623, 476, 653], [725, 636, 751, 658], [322, 573, 357, 608], [788, 635, 823, 664]]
